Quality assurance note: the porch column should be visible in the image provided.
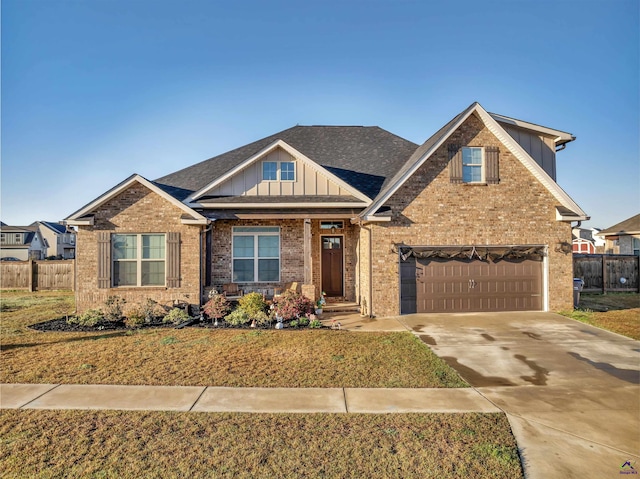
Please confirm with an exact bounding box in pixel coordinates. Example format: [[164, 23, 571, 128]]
[[303, 219, 312, 284]]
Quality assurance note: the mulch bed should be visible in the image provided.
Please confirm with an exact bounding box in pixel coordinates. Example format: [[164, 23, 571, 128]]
[[29, 318, 326, 332]]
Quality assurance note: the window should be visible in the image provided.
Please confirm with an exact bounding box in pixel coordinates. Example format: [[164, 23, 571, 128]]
[[262, 161, 277, 181], [280, 161, 295, 181], [262, 161, 295, 181], [633, 238, 640, 256], [232, 227, 280, 282], [462, 147, 483, 183], [320, 221, 344, 230], [112, 234, 165, 286]]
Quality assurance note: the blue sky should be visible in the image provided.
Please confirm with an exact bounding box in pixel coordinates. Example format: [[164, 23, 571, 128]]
[[2, 0, 638, 230]]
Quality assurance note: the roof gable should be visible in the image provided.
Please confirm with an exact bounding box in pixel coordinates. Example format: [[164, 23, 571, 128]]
[[598, 213, 640, 236], [66, 174, 207, 225], [187, 140, 371, 205], [154, 126, 418, 202], [361, 102, 588, 222]]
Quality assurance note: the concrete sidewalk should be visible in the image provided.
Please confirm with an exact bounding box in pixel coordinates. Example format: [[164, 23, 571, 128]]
[[0, 383, 499, 413]]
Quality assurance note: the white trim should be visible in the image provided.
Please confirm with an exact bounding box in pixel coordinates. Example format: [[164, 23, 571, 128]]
[[198, 201, 368, 209], [489, 112, 575, 143], [361, 215, 391, 222], [362, 102, 588, 221], [188, 139, 371, 203], [66, 174, 208, 224], [462, 146, 485, 183], [66, 217, 94, 226]]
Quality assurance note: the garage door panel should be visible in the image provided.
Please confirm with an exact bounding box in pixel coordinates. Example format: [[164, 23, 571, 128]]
[[401, 254, 543, 313]]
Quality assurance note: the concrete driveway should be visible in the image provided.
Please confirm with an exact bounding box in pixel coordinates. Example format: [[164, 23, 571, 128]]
[[399, 311, 640, 479]]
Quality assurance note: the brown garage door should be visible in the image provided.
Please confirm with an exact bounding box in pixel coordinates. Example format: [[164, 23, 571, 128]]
[[401, 255, 543, 313]]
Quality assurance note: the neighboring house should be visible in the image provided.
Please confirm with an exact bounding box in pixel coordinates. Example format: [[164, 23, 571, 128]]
[[66, 102, 588, 316], [0, 225, 47, 260], [572, 226, 604, 254], [33, 221, 76, 259], [596, 214, 640, 256]]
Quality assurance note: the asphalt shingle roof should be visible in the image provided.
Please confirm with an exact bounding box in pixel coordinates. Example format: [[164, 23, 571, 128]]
[[598, 213, 640, 236], [153, 126, 418, 201]]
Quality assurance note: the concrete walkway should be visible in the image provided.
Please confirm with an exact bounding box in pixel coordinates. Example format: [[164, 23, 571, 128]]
[[0, 383, 498, 413]]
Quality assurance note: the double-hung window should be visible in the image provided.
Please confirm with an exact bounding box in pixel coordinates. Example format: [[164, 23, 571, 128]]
[[113, 234, 166, 286], [262, 161, 296, 181], [462, 147, 484, 183], [232, 227, 280, 282]]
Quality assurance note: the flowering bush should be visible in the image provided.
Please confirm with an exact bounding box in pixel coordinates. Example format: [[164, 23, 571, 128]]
[[203, 294, 231, 321], [272, 290, 314, 321]]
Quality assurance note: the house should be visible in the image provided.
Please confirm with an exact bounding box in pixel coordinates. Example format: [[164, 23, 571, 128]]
[[66, 102, 588, 316], [0, 225, 47, 260], [596, 214, 640, 255], [33, 221, 76, 259], [572, 226, 604, 254]]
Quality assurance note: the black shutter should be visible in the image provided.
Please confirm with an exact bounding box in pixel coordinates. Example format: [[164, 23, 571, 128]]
[[97, 231, 111, 289], [166, 232, 181, 288], [449, 144, 462, 183], [485, 146, 500, 184]]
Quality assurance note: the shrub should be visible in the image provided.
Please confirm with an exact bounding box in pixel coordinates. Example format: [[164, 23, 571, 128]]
[[123, 304, 145, 329], [309, 319, 323, 329], [290, 319, 299, 328], [68, 309, 104, 327], [273, 290, 314, 321], [163, 307, 190, 325], [142, 298, 166, 322], [103, 296, 125, 322], [252, 310, 270, 327], [203, 294, 232, 321], [238, 292, 268, 320], [224, 308, 250, 326], [298, 317, 310, 327]]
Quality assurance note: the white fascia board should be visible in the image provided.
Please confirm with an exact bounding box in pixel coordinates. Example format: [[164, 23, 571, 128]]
[[66, 217, 95, 226], [489, 112, 575, 143], [199, 202, 368, 209], [361, 103, 478, 218], [361, 215, 392, 222], [66, 174, 207, 224], [180, 217, 209, 225], [189, 139, 372, 204]]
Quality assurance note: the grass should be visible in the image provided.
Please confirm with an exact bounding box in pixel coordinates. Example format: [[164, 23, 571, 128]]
[[559, 293, 639, 340], [1, 290, 466, 387], [0, 410, 523, 478]]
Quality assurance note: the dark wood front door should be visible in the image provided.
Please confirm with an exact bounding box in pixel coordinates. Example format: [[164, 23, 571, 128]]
[[322, 236, 343, 297]]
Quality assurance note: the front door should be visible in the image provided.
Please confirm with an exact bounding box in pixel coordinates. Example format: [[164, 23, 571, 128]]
[[322, 236, 343, 297]]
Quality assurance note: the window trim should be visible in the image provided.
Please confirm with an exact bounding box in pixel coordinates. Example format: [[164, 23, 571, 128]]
[[112, 233, 166, 287], [232, 226, 281, 283], [462, 147, 485, 184], [261, 160, 296, 182]]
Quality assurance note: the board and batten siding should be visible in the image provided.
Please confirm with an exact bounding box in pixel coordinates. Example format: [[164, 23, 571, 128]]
[[206, 148, 352, 197], [501, 124, 557, 180]]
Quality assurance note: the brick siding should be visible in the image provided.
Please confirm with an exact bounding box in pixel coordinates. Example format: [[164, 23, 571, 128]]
[[365, 112, 574, 317], [75, 183, 202, 313]]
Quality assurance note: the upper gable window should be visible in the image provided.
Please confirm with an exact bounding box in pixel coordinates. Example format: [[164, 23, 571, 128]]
[[262, 162, 278, 181], [462, 147, 484, 183], [280, 161, 295, 181], [262, 161, 296, 182]]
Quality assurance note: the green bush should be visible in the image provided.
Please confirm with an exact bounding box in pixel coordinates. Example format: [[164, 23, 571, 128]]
[[68, 309, 104, 327], [309, 319, 323, 329], [224, 308, 250, 326], [238, 292, 268, 319], [298, 317, 310, 327], [290, 319, 299, 328], [163, 308, 190, 325]]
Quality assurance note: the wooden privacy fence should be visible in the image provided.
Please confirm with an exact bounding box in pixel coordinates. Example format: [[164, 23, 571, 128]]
[[573, 254, 639, 293], [0, 260, 75, 291]]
